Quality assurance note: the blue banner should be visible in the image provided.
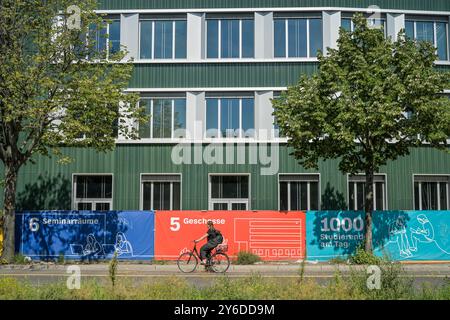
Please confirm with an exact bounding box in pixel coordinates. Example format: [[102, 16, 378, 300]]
[[306, 211, 450, 261], [16, 211, 154, 260], [373, 211, 450, 261]]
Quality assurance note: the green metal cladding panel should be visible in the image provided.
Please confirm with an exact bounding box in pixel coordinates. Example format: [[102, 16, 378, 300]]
[[1, 145, 449, 211], [97, 0, 450, 11], [129, 63, 318, 88]]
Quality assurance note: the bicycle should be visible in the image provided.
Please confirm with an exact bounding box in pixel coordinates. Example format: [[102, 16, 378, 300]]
[[177, 242, 230, 273]]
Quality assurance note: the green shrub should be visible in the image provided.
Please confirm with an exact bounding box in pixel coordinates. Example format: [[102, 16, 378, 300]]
[[109, 251, 119, 288], [57, 253, 65, 265], [13, 254, 31, 265], [235, 251, 261, 265]]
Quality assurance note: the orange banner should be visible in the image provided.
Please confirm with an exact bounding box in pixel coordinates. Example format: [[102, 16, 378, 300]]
[[154, 211, 306, 261]]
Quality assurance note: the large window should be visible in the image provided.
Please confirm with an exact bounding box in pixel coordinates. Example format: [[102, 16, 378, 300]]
[[209, 175, 250, 210], [414, 175, 449, 210], [206, 96, 255, 138], [141, 175, 181, 210], [139, 16, 187, 59], [274, 16, 322, 58], [279, 174, 320, 211], [341, 17, 386, 34], [73, 175, 113, 211], [405, 19, 448, 61], [207, 17, 254, 58], [348, 175, 387, 211], [139, 97, 186, 139], [89, 17, 121, 58]]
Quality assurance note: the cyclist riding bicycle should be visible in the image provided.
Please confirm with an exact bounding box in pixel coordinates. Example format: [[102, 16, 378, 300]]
[[194, 220, 224, 265]]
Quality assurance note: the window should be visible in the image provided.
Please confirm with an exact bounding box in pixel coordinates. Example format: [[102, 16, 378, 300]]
[[206, 96, 255, 138], [341, 17, 386, 35], [207, 17, 254, 58], [348, 175, 387, 211], [89, 17, 121, 58], [209, 175, 250, 210], [274, 17, 322, 58], [272, 92, 286, 138], [405, 19, 448, 61], [139, 97, 186, 139], [139, 17, 187, 59], [279, 175, 319, 211], [73, 175, 113, 211], [141, 175, 181, 210], [414, 175, 449, 210]]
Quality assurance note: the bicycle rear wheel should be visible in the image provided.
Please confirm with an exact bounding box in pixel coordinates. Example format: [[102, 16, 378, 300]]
[[210, 252, 230, 273], [177, 252, 198, 273]]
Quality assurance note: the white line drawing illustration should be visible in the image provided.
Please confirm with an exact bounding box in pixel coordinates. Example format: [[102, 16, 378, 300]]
[[82, 233, 105, 257], [388, 216, 413, 258], [234, 218, 303, 259], [114, 232, 133, 256], [409, 214, 450, 255]]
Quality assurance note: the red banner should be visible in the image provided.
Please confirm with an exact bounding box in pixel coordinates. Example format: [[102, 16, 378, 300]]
[[154, 211, 306, 261]]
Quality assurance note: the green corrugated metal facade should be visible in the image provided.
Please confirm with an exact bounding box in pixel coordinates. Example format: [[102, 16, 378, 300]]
[[97, 0, 450, 11], [3, 145, 449, 211], [1, 1, 449, 212]]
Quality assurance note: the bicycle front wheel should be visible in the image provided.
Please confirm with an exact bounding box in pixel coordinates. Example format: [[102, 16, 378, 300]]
[[210, 252, 230, 273], [177, 252, 198, 273]]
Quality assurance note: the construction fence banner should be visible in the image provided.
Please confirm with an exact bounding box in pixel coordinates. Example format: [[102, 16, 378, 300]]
[[16, 211, 155, 260], [306, 210, 450, 261], [154, 211, 306, 261]]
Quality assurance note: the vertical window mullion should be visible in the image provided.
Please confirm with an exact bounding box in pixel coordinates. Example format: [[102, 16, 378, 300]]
[[434, 22, 438, 57], [307, 182, 311, 211], [151, 21, 155, 59], [353, 182, 357, 210], [171, 99, 175, 139], [170, 182, 173, 211], [373, 182, 377, 210], [418, 182, 422, 210], [437, 182, 441, 210], [172, 21, 176, 59], [239, 19, 242, 58], [414, 21, 417, 39], [218, 99, 221, 138], [239, 98, 243, 138], [150, 99, 154, 138], [218, 20, 222, 59], [287, 182, 291, 211], [150, 182, 154, 210], [306, 19, 310, 58]]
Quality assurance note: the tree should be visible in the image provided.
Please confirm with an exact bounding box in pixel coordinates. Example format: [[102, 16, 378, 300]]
[[273, 14, 450, 253], [0, 0, 144, 261]]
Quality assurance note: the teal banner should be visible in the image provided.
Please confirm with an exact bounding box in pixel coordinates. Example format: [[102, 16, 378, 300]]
[[306, 211, 450, 261]]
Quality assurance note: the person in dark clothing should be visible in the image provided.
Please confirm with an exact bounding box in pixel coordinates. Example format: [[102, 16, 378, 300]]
[[194, 220, 223, 265]]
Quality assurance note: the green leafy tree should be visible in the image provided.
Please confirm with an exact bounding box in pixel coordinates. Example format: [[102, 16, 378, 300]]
[[0, 0, 145, 261], [273, 14, 450, 253]]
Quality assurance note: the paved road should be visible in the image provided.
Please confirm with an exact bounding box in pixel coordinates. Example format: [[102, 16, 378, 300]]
[[0, 263, 449, 288]]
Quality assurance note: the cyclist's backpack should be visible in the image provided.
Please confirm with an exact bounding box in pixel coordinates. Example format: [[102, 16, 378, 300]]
[[215, 230, 224, 244]]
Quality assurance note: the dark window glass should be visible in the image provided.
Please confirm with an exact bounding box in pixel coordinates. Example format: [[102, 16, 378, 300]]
[[348, 182, 355, 210], [375, 182, 384, 210], [76, 176, 112, 199], [274, 19, 286, 57], [421, 182, 438, 210], [109, 20, 121, 55], [154, 21, 173, 59], [416, 21, 434, 43], [96, 203, 110, 211], [213, 203, 228, 210], [309, 18, 322, 57], [280, 182, 288, 211], [436, 22, 448, 60], [405, 21, 414, 39], [143, 182, 152, 210], [414, 182, 420, 210], [356, 182, 365, 211], [207, 20, 219, 58], [288, 19, 307, 58], [242, 98, 255, 137], [153, 182, 171, 210], [310, 182, 319, 210], [221, 19, 240, 58], [341, 18, 352, 32], [153, 99, 172, 138], [173, 182, 181, 210], [139, 100, 151, 138], [206, 98, 219, 137], [290, 182, 308, 211], [211, 176, 249, 199], [221, 98, 240, 138], [242, 19, 254, 58], [174, 99, 186, 138], [140, 21, 152, 59], [232, 203, 247, 210], [78, 203, 92, 210], [175, 20, 187, 58]]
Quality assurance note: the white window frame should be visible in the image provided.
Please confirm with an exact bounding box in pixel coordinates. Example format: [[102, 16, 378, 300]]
[[413, 174, 450, 210], [405, 19, 449, 62], [205, 17, 254, 59], [278, 173, 321, 211], [347, 173, 388, 211], [205, 95, 255, 139], [208, 173, 251, 210], [138, 97, 186, 140], [72, 173, 114, 211], [138, 18, 187, 60], [340, 17, 387, 35], [139, 173, 182, 211]]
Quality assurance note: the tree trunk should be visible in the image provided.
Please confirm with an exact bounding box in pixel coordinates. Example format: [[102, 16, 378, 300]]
[[1, 164, 18, 262], [364, 170, 374, 253]]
